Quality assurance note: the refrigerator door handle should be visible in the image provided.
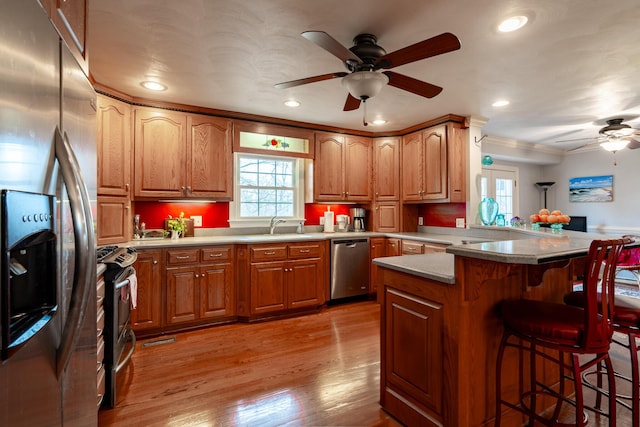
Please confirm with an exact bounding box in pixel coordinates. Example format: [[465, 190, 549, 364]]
[[54, 127, 96, 377]]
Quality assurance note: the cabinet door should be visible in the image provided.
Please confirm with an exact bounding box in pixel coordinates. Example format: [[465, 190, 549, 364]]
[[422, 125, 448, 200], [401, 131, 424, 201], [199, 262, 235, 319], [287, 259, 321, 309], [314, 132, 345, 201], [448, 125, 466, 203], [373, 137, 400, 201], [134, 109, 187, 198], [373, 202, 399, 232], [187, 115, 233, 199], [344, 136, 372, 201], [166, 267, 198, 325], [250, 262, 286, 314], [43, 0, 88, 73], [131, 249, 162, 331], [384, 288, 443, 415], [96, 196, 130, 245], [386, 238, 401, 257], [97, 95, 131, 197], [370, 238, 386, 296]]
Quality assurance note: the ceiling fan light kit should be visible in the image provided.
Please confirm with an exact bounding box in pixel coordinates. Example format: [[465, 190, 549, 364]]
[[341, 71, 389, 100], [599, 138, 629, 152]]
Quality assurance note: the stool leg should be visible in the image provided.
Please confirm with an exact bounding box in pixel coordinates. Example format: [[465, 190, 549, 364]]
[[572, 353, 587, 427], [630, 332, 639, 427], [529, 342, 537, 426], [603, 353, 617, 427]]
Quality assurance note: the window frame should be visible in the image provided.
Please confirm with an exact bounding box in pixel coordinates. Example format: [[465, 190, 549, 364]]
[[229, 152, 306, 228], [481, 165, 519, 221]]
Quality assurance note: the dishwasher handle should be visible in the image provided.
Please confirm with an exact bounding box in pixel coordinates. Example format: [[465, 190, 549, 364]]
[[332, 239, 369, 247]]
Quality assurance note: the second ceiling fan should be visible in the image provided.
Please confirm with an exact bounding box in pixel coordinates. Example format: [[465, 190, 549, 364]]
[[274, 31, 461, 114]]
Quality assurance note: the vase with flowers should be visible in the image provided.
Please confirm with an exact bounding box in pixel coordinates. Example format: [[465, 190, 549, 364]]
[[167, 212, 186, 239]]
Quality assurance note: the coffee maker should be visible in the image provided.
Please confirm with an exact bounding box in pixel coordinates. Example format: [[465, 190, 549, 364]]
[[349, 208, 366, 232]]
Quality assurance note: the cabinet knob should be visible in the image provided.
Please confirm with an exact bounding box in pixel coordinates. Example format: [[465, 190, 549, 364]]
[[153, 260, 158, 264], [195, 274, 199, 278], [125, 183, 130, 191], [345, 192, 349, 196], [125, 205, 130, 210], [187, 186, 192, 193], [181, 186, 186, 193]]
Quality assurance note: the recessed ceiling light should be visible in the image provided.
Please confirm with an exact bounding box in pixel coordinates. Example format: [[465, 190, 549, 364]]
[[498, 15, 528, 33], [284, 100, 300, 107], [492, 100, 510, 107], [140, 81, 167, 91], [372, 119, 387, 125]]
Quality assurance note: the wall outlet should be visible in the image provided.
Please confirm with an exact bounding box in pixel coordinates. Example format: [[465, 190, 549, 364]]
[[418, 217, 424, 226], [319, 216, 325, 225], [191, 215, 203, 227], [456, 218, 465, 228]]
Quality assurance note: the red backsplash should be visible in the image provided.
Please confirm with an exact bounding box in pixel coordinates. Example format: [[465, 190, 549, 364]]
[[134, 202, 356, 228], [419, 203, 466, 227], [134, 201, 230, 229]]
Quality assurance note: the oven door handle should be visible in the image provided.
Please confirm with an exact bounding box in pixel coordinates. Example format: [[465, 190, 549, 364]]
[[115, 329, 136, 373], [55, 127, 96, 377]]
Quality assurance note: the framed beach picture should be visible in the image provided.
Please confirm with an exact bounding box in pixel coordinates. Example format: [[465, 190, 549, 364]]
[[569, 175, 613, 202]]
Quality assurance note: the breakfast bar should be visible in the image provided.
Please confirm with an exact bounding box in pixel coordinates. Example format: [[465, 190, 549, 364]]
[[373, 233, 597, 427]]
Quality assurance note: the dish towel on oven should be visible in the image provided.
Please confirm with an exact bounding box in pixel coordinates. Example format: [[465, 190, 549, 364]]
[[129, 273, 138, 309]]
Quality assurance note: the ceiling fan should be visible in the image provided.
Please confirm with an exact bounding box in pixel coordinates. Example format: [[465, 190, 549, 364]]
[[556, 118, 640, 164], [274, 31, 461, 123]]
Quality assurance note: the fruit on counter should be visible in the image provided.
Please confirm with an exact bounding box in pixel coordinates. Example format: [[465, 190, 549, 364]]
[[531, 209, 571, 224]]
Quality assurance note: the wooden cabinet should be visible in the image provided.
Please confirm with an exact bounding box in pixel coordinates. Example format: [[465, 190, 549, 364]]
[[131, 249, 163, 332], [165, 246, 235, 326], [41, 0, 88, 73], [242, 241, 326, 317], [134, 108, 232, 199], [97, 95, 132, 244], [372, 137, 401, 231], [370, 237, 386, 297], [314, 132, 372, 202], [401, 239, 448, 255], [386, 238, 401, 256], [402, 125, 448, 201], [382, 285, 443, 423]]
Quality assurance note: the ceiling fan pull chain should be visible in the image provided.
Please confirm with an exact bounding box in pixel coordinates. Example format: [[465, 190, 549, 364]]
[[362, 99, 368, 126]]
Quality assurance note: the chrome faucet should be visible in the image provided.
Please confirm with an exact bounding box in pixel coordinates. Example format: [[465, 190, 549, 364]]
[[269, 216, 286, 235]]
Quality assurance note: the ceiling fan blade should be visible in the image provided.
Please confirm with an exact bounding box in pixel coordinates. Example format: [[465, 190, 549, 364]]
[[301, 31, 362, 64], [343, 93, 361, 111], [554, 137, 596, 144], [383, 71, 442, 98], [566, 142, 598, 152], [274, 72, 347, 89], [627, 139, 640, 149], [375, 32, 461, 70]]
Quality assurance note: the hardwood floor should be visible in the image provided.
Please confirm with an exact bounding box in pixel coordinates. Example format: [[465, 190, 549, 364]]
[[98, 301, 402, 426], [99, 300, 637, 427]]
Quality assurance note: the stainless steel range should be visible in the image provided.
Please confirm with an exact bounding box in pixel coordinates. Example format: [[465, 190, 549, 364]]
[[97, 246, 138, 408]]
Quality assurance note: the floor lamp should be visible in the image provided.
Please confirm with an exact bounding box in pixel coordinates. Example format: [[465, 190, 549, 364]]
[[535, 182, 555, 209]]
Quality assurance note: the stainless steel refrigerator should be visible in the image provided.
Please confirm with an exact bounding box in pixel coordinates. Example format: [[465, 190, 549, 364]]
[[0, 0, 98, 425]]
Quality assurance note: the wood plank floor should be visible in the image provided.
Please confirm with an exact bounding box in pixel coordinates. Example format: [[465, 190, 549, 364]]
[[98, 301, 402, 426], [98, 300, 637, 427]]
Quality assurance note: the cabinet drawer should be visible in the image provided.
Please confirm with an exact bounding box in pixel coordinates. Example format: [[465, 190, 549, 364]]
[[97, 276, 105, 307], [288, 242, 322, 259], [250, 245, 287, 261], [402, 240, 425, 255], [167, 249, 199, 265], [96, 306, 105, 337], [201, 246, 232, 262]]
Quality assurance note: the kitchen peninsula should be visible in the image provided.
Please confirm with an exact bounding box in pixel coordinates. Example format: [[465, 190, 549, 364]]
[[373, 227, 600, 427]]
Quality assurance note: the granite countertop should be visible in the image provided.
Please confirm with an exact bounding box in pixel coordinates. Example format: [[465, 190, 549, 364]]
[[372, 253, 455, 284]]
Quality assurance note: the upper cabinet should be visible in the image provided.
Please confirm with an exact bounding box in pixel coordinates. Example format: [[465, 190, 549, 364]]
[[41, 0, 88, 74], [97, 95, 131, 197], [96, 95, 132, 245], [402, 125, 448, 201], [133, 108, 232, 200], [314, 132, 372, 202], [373, 137, 401, 201]]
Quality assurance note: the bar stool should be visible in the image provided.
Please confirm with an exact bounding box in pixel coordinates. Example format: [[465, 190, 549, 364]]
[[495, 238, 628, 426], [564, 267, 640, 426]]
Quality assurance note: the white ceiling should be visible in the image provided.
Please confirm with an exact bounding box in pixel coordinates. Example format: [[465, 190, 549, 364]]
[[87, 0, 640, 150]]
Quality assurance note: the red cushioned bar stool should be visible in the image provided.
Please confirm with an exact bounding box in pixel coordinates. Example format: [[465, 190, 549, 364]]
[[495, 238, 629, 426], [564, 242, 640, 426]]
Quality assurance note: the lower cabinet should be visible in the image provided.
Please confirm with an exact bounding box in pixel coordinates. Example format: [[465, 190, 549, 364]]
[[131, 245, 234, 336], [401, 239, 448, 255], [238, 241, 327, 318], [370, 237, 387, 297], [131, 248, 163, 332]]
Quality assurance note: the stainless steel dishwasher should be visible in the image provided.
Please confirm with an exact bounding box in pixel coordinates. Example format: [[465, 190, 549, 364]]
[[330, 238, 370, 300]]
